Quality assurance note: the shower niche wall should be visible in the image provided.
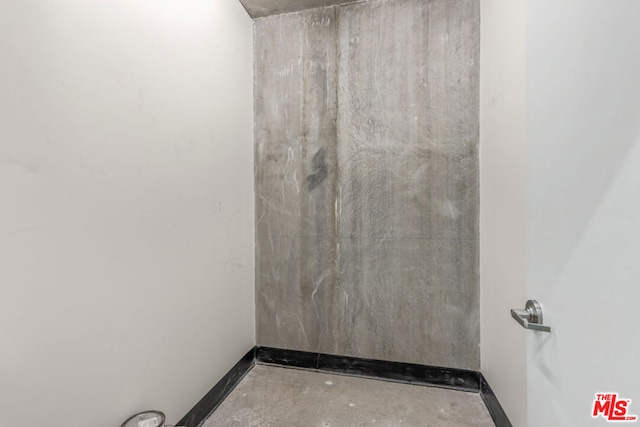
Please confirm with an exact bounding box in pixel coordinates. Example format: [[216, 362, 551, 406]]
[[254, 0, 480, 370]]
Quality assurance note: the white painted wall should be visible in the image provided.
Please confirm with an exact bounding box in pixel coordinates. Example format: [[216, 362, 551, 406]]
[[479, 0, 528, 425], [0, 1, 254, 426], [527, 1, 640, 425]]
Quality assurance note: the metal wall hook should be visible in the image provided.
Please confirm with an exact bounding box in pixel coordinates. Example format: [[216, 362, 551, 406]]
[[511, 300, 551, 332]]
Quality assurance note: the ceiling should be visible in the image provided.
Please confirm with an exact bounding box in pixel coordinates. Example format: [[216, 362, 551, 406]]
[[239, 0, 359, 18]]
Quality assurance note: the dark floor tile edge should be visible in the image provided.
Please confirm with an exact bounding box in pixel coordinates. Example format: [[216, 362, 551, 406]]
[[177, 347, 255, 427], [255, 346, 481, 393], [480, 374, 513, 427]]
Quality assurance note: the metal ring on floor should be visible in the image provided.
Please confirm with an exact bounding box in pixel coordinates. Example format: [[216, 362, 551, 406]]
[[121, 410, 166, 427]]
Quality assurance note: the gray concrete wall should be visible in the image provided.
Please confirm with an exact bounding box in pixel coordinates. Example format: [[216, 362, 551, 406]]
[[255, 0, 480, 370]]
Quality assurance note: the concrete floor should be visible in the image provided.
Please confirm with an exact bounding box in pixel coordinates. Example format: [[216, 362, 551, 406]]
[[202, 365, 495, 427]]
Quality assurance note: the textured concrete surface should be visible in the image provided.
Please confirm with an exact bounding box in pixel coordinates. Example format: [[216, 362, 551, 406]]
[[255, 0, 480, 370], [239, 0, 356, 18], [202, 365, 494, 427]]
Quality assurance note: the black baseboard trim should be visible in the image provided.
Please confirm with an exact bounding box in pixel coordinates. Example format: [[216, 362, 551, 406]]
[[255, 346, 480, 393], [178, 346, 512, 427], [177, 348, 255, 427], [480, 374, 513, 427]]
